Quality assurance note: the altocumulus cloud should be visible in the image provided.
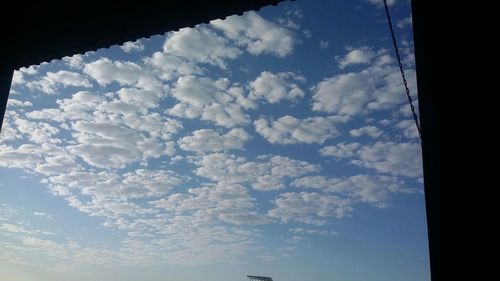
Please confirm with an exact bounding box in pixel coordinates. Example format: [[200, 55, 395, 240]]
[[0, 1, 423, 270]]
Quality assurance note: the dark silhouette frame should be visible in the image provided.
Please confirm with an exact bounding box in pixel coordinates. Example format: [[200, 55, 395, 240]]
[[0, 1, 448, 280]]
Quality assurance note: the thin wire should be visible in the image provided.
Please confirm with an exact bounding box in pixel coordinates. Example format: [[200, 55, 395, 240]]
[[383, 0, 422, 139]]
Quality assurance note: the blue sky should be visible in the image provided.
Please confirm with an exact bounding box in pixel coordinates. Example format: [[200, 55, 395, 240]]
[[0, 0, 429, 280]]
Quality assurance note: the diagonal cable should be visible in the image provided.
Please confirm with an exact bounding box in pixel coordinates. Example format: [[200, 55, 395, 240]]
[[383, 0, 422, 139]]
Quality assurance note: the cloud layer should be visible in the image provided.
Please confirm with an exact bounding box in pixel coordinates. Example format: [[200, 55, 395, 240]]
[[1, 4, 422, 270]]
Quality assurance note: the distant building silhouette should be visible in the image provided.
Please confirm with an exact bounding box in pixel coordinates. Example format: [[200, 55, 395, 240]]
[[247, 275, 273, 281]]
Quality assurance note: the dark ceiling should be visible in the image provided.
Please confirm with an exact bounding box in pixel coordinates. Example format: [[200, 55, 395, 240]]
[[0, 2, 449, 280], [1, 0, 284, 70]]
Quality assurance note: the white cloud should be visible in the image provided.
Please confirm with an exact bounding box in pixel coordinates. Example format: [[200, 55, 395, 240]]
[[319, 141, 422, 178], [0, 6, 426, 267], [67, 142, 143, 170], [319, 142, 361, 159], [48, 70, 92, 88], [329, 175, 410, 207], [312, 72, 374, 115], [290, 175, 333, 189], [167, 76, 250, 127], [163, 27, 241, 68], [336, 47, 375, 69], [289, 228, 337, 236], [120, 169, 183, 198], [268, 192, 354, 224], [257, 253, 276, 262], [83, 58, 162, 91], [0, 112, 23, 142], [398, 99, 419, 117], [352, 141, 423, 177], [62, 54, 85, 69], [1, 222, 54, 236], [26, 91, 104, 122], [397, 16, 413, 29], [291, 174, 411, 208], [379, 119, 392, 126], [120, 113, 182, 140], [117, 87, 162, 109], [14, 118, 61, 144], [58, 91, 105, 112], [349, 125, 383, 138], [312, 48, 417, 115], [68, 196, 156, 219], [211, 11, 296, 57], [26, 71, 92, 94], [254, 115, 346, 144], [248, 71, 305, 104], [7, 99, 32, 108], [195, 153, 318, 191], [219, 212, 273, 225], [33, 212, 53, 219], [170, 76, 223, 107], [178, 128, 250, 153], [47, 168, 183, 202], [121, 40, 145, 53], [394, 120, 419, 139], [151, 182, 259, 224], [84, 58, 140, 85], [365, 0, 396, 7], [67, 121, 171, 169], [18, 65, 40, 75], [0, 144, 44, 169], [146, 52, 202, 81], [22, 86, 182, 172], [11, 71, 25, 85], [34, 154, 81, 176]]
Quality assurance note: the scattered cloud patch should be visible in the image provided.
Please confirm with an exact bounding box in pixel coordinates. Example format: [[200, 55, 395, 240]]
[[33, 212, 53, 219], [83, 58, 162, 91], [312, 48, 417, 115], [7, 99, 32, 108], [397, 16, 413, 29], [289, 227, 337, 236], [26, 71, 92, 94], [292, 174, 412, 208], [195, 153, 318, 191], [365, 0, 397, 7], [394, 120, 419, 139], [349, 125, 383, 138], [179, 128, 250, 153], [146, 52, 202, 81], [254, 115, 346, 144], [248, 71, 305, 104], [121, 40, 145, 53], [62, 54, 85, 69], [1, 223, 54, 236], [211, 11, 296, 57], [268, 192, 354, 224], [352, 141, 423, 177], [336, 47, 375, 69], [320, 142, 361, 159], [67, 121, 172, 169], [1, 1, 424, 269], [163, 27, 241, 68], [11, 71, 25, 85], [167, 76, 251, 127]]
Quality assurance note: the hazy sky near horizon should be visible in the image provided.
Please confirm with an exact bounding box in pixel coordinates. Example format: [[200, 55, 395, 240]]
[[0, 1, 429, 280]]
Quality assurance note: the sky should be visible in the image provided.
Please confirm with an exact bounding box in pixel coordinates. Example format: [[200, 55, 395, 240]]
[[0, 0, 430, 280]]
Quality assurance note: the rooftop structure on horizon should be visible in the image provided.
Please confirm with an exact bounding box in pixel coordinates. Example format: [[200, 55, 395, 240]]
[[247, 275, 273, 281]]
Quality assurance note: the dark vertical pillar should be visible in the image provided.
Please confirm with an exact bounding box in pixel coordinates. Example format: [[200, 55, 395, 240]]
[[411, 1, 453, 280], [0, 67, 14, 132]]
